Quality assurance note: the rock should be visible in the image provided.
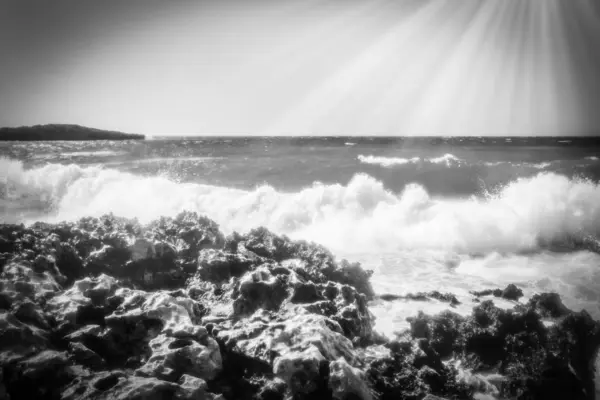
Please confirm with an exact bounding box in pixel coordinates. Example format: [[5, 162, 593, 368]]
[[408, 311, 431, 339], [2, 216, 600, 400], [236, 229, 374, 298], [0, 261, 62, 304], [12, 299, 49, 329], [273, 347, 326, 396], [136, 333, 222, 382], [176, 374, 210, 400], [291, 282, 323, 304], [328, 358, 373, 400], [3, 350, 72, 400], [45, 274, 119, 334], [68, 342, 106, 370], [197, 249, 255, 283], [61, 371, 180, 400], [232, 268, 289, 317], [501, 284, 523, 301], [471, 284, 524, 301], [0, 311, 49, 365], [129, 238, 155, 261], [529, 293, 570, 318]]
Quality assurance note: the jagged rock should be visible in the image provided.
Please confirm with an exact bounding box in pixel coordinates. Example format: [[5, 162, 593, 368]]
[[291, 282, 323, 304], [233, 268, 289, 317], [45, 274, 119, 334], [197, 249, 255, 283], [408, 311, 430, 339], [471, 284, 524, 301], [379, 291, 460, 306], [328, 358, 373, 400], [234, 228, 374, 298], [148, 211, 225, 262], [3, 350, 72, 400], [273, 347, 326, 397], [0, 311, 49, 365], [68, 342, 106, 370], [528, 292, 570, 318], [2, 214, 599, 400], [0, 261, 62, 305], [501, 284, 523, 301], [136, 333, 222, 382], [176, 374, 212, 400], [61, 371, 181, 400], [12, 298, 48, 329]]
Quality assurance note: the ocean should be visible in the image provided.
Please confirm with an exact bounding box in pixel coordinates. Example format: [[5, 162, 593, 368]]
[[1, 136, 600, 339]]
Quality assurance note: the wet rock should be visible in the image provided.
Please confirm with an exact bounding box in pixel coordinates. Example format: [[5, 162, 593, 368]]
[[2, 217, 599, 400], [136, 333, 222, 382], [528, 292, 570, 318], [328, 358, 373, 400], [0, 261, 62, 304], [501, 284, 523, 301], [3, 350, 72, 400], [232, 268, 289, 317], [45, 274, 119, 334], [61, 371, 180, 400], [471, 284, 524, 301], [197, 249, 255, 283], [12, 299, 49, 329], [0, 311, 49, 365], [176, 374, 213, 400], [68, 342, 106, 370], [291, 282, 324, 304], [408, 311, 431, 339]]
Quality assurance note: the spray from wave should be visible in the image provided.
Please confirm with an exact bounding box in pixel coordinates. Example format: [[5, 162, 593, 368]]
[[2, 158, 600, 255]]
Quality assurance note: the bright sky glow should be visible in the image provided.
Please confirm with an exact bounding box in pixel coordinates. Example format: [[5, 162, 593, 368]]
[[1, 0, 599, 136]]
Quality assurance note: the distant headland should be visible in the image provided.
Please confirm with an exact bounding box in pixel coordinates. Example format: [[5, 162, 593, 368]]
[[0, 124, 145, 141]]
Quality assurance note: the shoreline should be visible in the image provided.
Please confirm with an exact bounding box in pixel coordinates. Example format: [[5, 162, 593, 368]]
[[0, 211, 599, 400]]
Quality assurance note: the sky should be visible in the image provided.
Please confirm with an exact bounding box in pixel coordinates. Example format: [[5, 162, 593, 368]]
[[0, 0, 599, 136]]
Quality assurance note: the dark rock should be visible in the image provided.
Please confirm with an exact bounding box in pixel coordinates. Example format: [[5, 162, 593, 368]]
[[61, 372, 181, 400], [529, 293, 570, 318], [232, 268, 289, 317], [408, 311, 430, 339], [501, 284, 524, 301], [3, 350, 72, 400], [291, 282, 324, 304], [68, 342, 106, 370], [197, 249, 255, 283], [471, 284, 524, 301]]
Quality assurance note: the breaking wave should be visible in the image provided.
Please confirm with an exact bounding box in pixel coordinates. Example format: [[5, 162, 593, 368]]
[[2, 157, 600, 255], [358, 153, 462, 167]]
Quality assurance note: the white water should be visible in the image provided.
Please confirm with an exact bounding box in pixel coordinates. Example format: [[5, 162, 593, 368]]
[[2, 158, 600, 341], [358, 153, 462, 167], [3, 158, 600, 255]]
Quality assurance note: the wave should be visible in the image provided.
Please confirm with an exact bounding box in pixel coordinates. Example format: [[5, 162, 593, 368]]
[[357, 155, 420, 166], [586, 156, 599, 161], [59, 151, 124, 157], [2, 158, 600, 255], [358, 153, 461, 167]]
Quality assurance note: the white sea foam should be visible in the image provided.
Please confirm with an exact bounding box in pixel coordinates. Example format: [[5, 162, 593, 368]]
[[3, 158, 600, 256], [357, 154, 420, 166], [60, 151, 124, 157], [358, 153, 462, 167], [428, 153, 462, 166]]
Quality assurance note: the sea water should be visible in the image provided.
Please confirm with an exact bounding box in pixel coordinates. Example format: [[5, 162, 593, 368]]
[[2, 136, 600, 338]]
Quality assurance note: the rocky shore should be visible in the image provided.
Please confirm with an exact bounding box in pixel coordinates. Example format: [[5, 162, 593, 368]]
[[0, 211, 598, 400]]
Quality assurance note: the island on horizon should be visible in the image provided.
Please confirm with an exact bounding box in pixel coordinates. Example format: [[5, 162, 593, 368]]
[[0, 124, 145, 141]]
